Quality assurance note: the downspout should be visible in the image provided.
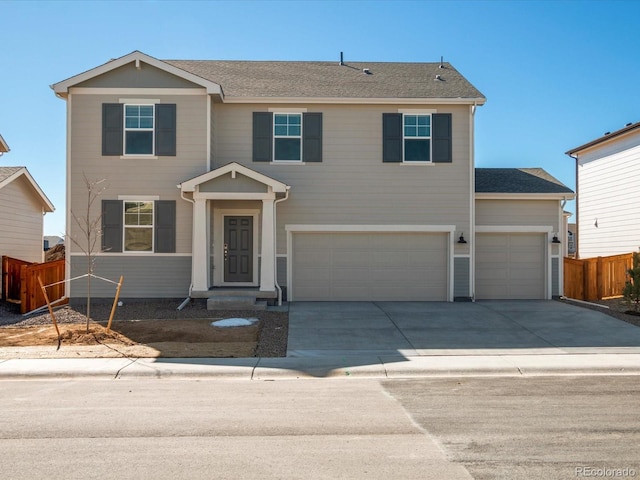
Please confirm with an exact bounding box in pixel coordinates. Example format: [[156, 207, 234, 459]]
[[177, 188, 195, 309], [470, 101, 477, 301], [568, 153, 579, 258], [273, 186, 291, 306]]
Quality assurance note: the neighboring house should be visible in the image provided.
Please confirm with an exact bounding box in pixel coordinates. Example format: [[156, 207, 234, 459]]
[[44, 235, 64, 250], [0, 166, 55, 263], [566, 121, 640, 258], [52, 51, 573, 302], [0, 134, 9, 156]]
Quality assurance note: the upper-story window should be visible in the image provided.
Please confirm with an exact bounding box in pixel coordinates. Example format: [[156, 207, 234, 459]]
[[403, 114, 431, 162], [274, 113, 302, 161], [383, 113, 451, 164], [253, 112, 322, 163], [124, 200, 154, 251], [125, 105, 154, 155], [102, 103, 176, 157]]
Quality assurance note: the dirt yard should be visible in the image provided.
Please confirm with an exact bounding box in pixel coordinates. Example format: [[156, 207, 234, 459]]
[[0, 299, 288, 359]]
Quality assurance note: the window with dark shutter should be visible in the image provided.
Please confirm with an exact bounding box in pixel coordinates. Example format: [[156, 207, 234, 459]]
[[102, 200, 123, 252], [303, 112, 323, 162], [382, 113, 402, 163], [253, 112, 273, 162], [432, 113, 452, 163], [102, 104, 123, 156], [155, 200, 176, 253]]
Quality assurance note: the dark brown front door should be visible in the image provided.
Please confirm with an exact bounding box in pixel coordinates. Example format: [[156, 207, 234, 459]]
[[224, 216, 253, 282]]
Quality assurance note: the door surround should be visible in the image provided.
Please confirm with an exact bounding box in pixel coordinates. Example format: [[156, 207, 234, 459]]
[[213, 208, 260, 287]]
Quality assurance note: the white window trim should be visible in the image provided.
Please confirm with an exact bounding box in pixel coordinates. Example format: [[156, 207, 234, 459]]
[[402, 113, 432, 164], [273, 112, 303, 162], [123, 103, 155, 157], [122, 199, 155, 254]]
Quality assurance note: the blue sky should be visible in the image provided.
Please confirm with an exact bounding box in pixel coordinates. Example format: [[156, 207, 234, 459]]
[[1, 0, 639, 235]]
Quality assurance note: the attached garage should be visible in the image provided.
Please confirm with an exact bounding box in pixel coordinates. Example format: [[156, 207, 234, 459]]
[[475, 232, 547, 299], [289, 230, 450, 301]]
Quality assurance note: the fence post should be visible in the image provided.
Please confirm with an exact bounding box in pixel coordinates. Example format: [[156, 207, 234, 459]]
[[596, 256, 604, 300]]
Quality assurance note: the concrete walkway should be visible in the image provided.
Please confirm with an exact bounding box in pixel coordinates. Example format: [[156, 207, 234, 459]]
[[1, 300, 640, 379]]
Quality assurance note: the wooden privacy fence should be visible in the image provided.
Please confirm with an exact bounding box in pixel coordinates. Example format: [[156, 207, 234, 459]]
[[2, 256, 66, 314], [564, 253, 633, 301]]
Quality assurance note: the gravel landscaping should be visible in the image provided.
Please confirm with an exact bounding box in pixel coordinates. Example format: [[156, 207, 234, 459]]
[[561, 297, 640, 328]]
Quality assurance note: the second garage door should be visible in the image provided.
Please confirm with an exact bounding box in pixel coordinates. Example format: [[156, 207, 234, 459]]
[[475, 233, 546, 299], [291, 232, 449, 301]]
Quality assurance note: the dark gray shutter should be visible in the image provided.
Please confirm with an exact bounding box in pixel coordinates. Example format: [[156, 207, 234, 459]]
[[302, 112, 322, 162], [154, 200, 176, 253], [432, 113, 452, 163], [102, 104, 123, 156], [382, 113, 402, 163], [253, 112, 272, 162], [155, 104, 176, 156], [102, 200, 122, 252]]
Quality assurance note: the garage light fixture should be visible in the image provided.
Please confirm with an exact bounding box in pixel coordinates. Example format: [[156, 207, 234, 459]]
[[552, 233, 561, 244], [457, 233, 467, 244]]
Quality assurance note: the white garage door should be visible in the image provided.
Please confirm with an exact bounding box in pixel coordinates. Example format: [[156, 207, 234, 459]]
[[291, 232, 448, 301], [476, 233, 546, 300]]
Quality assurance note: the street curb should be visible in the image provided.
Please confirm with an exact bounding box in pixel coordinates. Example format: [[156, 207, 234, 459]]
[[1, 354, 640, 380]]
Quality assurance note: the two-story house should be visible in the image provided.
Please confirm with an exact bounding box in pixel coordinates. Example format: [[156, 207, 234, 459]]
[[52, 51, 572, 304], [566, 121, 640, 259]]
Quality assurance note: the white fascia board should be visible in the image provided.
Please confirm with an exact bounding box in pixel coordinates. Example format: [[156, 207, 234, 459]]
[[0, 167, 55, 212], [179, 161, 289, 193], [285, 224, 456, 233], [223, 96, 487, 105], [51, 51, 222, 97], [475, 192, 575, 201], [0, 133, 9, 153]]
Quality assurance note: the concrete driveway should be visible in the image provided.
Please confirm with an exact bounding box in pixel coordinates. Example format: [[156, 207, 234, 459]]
[[287, 300, 640, 357]]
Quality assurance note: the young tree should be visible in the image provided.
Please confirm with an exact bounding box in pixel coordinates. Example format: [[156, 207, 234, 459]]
[[622, 251, 640, 313], [69, 174, 108, 332]]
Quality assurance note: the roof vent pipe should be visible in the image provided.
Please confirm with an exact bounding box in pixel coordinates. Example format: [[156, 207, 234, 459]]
[[439, 56, 444, 68], [340, 51, 344, 66]]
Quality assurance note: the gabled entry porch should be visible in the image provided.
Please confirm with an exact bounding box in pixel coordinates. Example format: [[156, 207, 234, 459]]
[[178, 162, 290, 302]]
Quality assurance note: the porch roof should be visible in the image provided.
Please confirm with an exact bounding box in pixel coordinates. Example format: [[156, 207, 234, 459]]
[[178, 162, 289, 193]]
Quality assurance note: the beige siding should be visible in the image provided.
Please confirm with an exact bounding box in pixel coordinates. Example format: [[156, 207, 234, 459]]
[[0, 176, 44, 263], [68, 93, 210, 254], [70, 255, 191, 298], [212, 103, 473, 253], [476, 199, 560, 229], [76, 63, 201, 89], [0, 177, 43, 262]]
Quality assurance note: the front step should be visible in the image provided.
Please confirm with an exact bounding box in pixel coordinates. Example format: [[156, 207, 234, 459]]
[[206, 296, 268, 311]]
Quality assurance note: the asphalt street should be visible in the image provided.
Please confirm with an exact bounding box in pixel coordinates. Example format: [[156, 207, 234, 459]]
[[1, 376, 639, 479]]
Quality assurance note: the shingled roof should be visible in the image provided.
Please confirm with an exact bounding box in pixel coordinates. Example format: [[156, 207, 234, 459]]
[[475, 168, 573, 194], [0, 166, 22, 181], [164, 59, 486, 100]]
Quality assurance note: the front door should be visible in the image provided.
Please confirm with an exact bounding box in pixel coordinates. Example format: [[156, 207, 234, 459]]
[[224, 216, 253, 283]]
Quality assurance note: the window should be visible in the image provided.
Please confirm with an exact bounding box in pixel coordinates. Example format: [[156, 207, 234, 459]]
[[383, 113, 452, 164], [102, 199, 176, 253], [253, 112, 322, 163], [403, 114, 431, 162], [124, 201, 154, 251], [274, 114, 302, 161], [125, 105, 154, 155], [102, 103, 176, 157]]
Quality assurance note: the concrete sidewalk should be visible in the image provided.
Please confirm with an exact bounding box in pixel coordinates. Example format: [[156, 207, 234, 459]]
[[1, 300, 640, 380]]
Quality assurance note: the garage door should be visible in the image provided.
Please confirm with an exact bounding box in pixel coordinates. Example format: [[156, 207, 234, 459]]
[[291, 232, 448, 301], [476, 233, 546, 299]]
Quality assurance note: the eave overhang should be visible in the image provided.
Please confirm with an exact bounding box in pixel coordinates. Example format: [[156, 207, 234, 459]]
[[222, 96, 486, 105], [475, 192, 575, 201], [566, 121, 640, 156]]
